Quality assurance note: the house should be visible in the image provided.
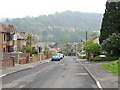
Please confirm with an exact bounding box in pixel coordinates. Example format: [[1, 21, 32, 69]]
[[17, 32, 27, 51], [0, 23, 17, 52], [89, 36, 100, 44], [93, 36, 99, 44]]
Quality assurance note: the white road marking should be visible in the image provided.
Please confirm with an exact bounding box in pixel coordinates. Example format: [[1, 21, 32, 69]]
[[60, 64, 64, 66], [36, 71, 41, 74], [85, 62, 89, 64], [76, 73, 88, 76], [17, 85, 26, 88], [0, 74, 6, 77]]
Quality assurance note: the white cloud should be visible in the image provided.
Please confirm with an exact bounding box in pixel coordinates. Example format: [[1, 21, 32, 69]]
[[0, 0, 107, 18]]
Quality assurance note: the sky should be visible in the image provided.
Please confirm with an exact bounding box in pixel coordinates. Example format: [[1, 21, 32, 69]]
[[0, 0, 107, 19]]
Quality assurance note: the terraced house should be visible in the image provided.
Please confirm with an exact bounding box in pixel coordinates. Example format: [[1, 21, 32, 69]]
[[0, 23, 17, 52]]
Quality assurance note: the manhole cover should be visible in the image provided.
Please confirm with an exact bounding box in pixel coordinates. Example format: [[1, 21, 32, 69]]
[[76, 73, 88, 76]]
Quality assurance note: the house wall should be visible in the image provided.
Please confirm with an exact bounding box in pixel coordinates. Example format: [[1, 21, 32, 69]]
[[6, 33, 18, 52], [17, 40, 24, 50], [13, 33, 18, 52], [0, 33, 7, 52], [93, 37, 99, 44], [0, 33, 2, 52]]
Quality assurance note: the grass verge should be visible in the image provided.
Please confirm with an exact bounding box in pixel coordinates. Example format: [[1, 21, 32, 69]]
[[101, 60, 120, 76]]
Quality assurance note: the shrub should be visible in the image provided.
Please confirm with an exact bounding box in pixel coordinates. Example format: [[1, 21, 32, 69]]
[[101, 32, 120, 56], [83, 40, 101, 55], [32, 47, 38, 54], [91, 55, 119, 62]]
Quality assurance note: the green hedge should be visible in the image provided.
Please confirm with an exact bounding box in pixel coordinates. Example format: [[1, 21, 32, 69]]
[[91, 55, 119, 62]]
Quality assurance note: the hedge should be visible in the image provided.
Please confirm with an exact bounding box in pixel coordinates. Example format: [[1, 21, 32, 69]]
[[91, 55, 119, 62]]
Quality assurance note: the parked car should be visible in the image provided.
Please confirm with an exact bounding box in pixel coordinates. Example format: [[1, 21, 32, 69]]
[[56, 52, 64, 59], [51, 54, 61, 61]]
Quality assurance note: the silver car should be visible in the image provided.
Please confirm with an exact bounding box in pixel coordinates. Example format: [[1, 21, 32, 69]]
[[51, 54, 61, 61]]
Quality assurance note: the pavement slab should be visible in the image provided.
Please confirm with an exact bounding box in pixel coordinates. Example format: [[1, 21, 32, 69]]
[[77, 58, 119, 89]]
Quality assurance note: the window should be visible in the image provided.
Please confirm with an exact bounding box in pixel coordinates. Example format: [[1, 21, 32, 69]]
[[8, 46, 14, 52], [4, 33, 6, 41], [3, 48, 6, 52], [7, 33, 10, 41]]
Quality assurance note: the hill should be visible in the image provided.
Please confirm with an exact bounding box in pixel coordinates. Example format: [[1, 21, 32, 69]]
[[3, 10, 103, 43]]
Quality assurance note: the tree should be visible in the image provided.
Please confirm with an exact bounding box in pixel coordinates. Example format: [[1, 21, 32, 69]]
[[101, 33, 120, 56], [83, 40, 94, 53], [26, 34, 33, 47], [100, 1, 120, 44], [25, 34, 33, 56], [83, 40, 101, 55]]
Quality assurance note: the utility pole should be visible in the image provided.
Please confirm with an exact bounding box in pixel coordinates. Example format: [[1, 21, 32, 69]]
[[39, 31, 43, 63], [75, 43, 77, 58], [86, 31, 88, 41]]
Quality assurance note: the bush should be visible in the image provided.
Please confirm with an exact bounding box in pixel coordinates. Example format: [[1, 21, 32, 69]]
[[91, 55, 119, 62], [83, 40, 101, 55], [32, 47, 38, 54]]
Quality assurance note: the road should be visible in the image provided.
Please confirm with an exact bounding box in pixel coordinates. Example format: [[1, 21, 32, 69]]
[[2, 57, 98, 88]]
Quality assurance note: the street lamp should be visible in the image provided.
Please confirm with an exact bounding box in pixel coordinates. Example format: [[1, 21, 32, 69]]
[[39, 30, 46, 63], [74, 42, 77, 58], [86, 31, 88, 41]]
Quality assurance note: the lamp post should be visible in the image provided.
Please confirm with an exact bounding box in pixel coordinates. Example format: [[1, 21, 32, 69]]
[[36, 30, 47, 63], [86, 31, 88, 41], [39, 30, 46, 63], [75, 43, 77, 58], [74, 42, 77, 58]]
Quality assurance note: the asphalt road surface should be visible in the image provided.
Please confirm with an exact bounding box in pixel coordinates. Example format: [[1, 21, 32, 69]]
[[2, 56, 98, 88]]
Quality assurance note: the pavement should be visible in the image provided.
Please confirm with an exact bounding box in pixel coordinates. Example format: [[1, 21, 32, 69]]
[[76, 58, 119, 89], [0, 59, 51, 77]]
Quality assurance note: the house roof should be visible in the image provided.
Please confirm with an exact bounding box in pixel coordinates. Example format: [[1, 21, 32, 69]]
[[17, 32, 27, 40], [17, 33, 24, 40], [0, 23, 16, 33], [89, 36, 99, 40], [0, 23, 6, 32]]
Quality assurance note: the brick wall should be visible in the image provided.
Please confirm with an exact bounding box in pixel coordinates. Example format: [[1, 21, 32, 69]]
[[1, 52, 30, 67], [32, 55, 50, 61], [2, 59, 14, 67], [19, 53, 30, 64]]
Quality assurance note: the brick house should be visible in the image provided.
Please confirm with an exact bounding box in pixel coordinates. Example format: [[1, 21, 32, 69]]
[[0, 24, 7, 52], [0, 23, 17, 52]]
